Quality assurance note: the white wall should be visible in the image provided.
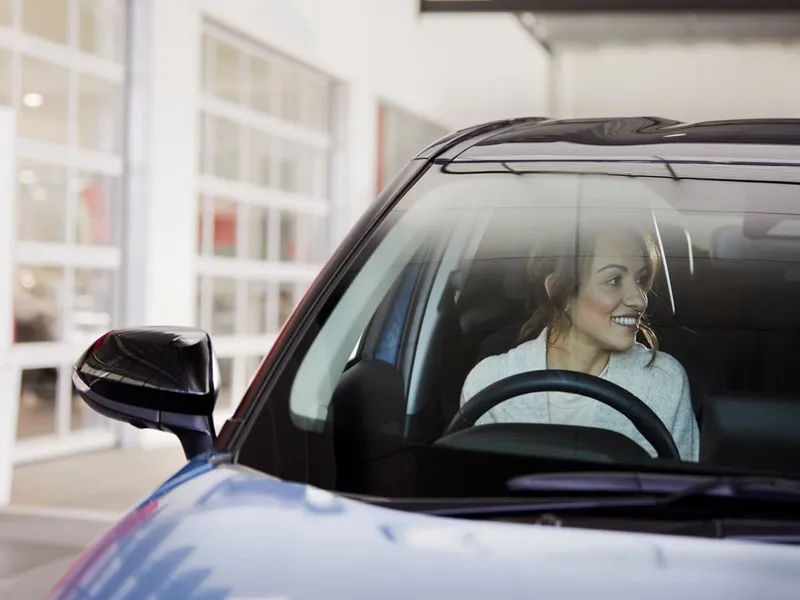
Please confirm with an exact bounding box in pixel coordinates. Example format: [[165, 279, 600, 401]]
[[133, 0, 546, 449], [143, 0, 546, 327], [554, 41, 800, 122]]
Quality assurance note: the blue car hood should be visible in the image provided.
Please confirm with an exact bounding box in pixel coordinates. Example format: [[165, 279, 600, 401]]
[[48, 456, 800, 600]]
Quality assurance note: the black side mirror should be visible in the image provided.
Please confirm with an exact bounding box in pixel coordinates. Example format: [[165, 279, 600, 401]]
[[73, 326, 220, 460]]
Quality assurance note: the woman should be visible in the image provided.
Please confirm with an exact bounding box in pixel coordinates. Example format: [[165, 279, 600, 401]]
[[460, 223, 699, 462]]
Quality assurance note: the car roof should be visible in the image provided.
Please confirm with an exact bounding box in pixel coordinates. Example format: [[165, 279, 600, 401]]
[[418, 117, 800, 164]]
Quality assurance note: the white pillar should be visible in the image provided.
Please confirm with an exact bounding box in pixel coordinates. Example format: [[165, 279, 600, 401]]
[[0, 107, 19, 505], [123, 0, 199, 450]]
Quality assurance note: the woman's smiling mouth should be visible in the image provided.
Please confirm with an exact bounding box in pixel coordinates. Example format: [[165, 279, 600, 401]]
[[611, 315, 639, 329]]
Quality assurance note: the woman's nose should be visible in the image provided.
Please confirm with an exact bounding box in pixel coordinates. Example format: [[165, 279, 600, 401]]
[[624, 285, 648, 311]]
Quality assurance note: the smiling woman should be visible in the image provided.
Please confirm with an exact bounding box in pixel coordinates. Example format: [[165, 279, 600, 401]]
[[460, 217, 700, 461]]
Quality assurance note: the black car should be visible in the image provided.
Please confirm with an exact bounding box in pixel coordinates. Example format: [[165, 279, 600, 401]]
[[59, 117, 800, 599]]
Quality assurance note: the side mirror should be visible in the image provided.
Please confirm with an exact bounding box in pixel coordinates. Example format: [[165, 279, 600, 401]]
[[73, 326, 220, 460]]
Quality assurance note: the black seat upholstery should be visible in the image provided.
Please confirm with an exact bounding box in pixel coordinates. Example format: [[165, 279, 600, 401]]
[[701, 391, 800, 476], [328, 359, 411, 492]]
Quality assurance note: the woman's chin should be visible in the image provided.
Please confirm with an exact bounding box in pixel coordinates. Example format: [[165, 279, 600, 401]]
[[604, 330, 638, 352]]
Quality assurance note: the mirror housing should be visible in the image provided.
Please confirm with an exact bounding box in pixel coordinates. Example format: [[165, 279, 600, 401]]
[[73, 326, 220, 460]]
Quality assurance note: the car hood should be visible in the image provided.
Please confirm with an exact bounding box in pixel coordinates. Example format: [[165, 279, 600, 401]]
[[48, 457, 800, 600]]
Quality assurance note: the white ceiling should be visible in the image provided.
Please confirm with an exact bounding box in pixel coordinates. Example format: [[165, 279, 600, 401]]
[[520, 12, 800, 49]]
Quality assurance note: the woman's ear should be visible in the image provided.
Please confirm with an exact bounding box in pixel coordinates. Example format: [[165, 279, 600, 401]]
[[544, 274, 554, 299]]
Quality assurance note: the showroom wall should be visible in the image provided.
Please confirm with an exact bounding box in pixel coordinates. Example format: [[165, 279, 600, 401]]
[[131, 0, 547, 447], [552, 41, 800, 122]]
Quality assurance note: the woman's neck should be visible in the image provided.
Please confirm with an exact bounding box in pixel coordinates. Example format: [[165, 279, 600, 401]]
[[546, 328, 610, 376]]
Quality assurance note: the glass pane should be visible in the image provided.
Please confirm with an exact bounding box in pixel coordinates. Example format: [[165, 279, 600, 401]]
[[211, 38, 242, 104], [72, 380, 109, 431], [249, 130, 274, 187], [247, 205, 269, 261], [302, 215, 329, 264], [20, 56, 69, 144], [78, 74, 122, 154], [200, 32, 212, 94], [309, 149, 328, 197], [279, 140, 299, 193], [197, 194, 207, 253], [22, 0, 68, 45], [195, 275, 205, 328], [14, 266, 64, 343], [0, 0, 10, 25], [70, 268, 115, 342], [248, 55, 273, 114], [278, 283, 297, 328], [279, 212, 297, 262], [17, 367, 58, 439], [309, 81, 330, 132], [295, 145, 314, 196], [212, 197, 237, 257], [245, 355, 265, 386], [76, 172, 120, 245], [79, 0, 124, 62], [0, 49, 12, 106], [215, 357, 234, 410], [280, 70, 301, 123], [16, 161, 67, 243], [211, 277, 236, 336], [246, 281, 269, 335], [211, 116, 241, 180]]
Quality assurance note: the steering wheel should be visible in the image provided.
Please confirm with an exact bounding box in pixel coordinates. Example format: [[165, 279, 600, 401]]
[[446, 369, 680, 460]]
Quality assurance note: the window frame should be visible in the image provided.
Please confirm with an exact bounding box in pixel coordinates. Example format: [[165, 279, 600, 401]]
[[197, 19, 339, 421]]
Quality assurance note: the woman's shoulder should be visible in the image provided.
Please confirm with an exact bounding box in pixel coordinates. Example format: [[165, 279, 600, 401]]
[[462, 338, 543, 396], [619, 342, 688, 378]]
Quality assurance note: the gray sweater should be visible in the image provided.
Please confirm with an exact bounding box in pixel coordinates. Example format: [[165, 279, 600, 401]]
[[460, 329, 700, 461]]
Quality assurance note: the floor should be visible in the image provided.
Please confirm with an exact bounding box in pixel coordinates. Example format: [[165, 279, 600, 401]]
[[0, 444, 188, 598]]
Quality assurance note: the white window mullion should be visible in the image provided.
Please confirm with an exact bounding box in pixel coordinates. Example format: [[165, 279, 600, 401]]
[[195, 255, 321, 282], [9, 5, 18, 107], [209, 334, 279, 358], [231, 356, 246, 408], [197, 175, 328, 216], [17, 140, 123, 175], [10, 0, 19, 29], [0, 28, 124, 82], [200, 274, 212, 330], [204, 23, 329, 87], [199, 95, 329, 150], [56, 362, 72, 436], [200, 193, 212, 255], [14, 242, 120, 268]]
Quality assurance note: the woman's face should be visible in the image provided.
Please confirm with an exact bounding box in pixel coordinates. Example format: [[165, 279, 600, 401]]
[[566, 232, 651, 353]]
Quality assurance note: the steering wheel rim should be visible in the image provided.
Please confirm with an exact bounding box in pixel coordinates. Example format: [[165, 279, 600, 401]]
[[447, 369, 680, 460]]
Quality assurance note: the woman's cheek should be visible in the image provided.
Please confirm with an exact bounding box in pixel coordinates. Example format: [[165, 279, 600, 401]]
[[581, 287, 619, 317]]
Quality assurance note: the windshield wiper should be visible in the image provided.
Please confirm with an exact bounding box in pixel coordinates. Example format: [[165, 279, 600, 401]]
[[423, 472, 800, 518], [506, 471, 800, 503]]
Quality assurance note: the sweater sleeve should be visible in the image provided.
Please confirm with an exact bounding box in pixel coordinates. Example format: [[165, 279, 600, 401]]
[[460, 358, 499, 425], [668, 362, 700, 462]]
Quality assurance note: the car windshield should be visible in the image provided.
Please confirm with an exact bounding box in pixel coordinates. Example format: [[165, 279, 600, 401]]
[[267, 158, 800, 497]]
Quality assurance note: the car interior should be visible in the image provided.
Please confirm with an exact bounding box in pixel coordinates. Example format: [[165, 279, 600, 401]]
[[327, 195, 800, 481]]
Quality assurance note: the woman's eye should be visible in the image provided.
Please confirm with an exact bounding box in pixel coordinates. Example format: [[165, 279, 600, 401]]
[[607, 275, 621, 286]]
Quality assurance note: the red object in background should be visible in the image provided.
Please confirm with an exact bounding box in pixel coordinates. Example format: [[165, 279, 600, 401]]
[[214, 213, 236, 248], [81, 182, 109, 244]]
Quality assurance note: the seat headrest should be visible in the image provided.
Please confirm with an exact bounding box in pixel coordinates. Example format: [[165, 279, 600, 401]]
[[502, 258, 530, 301]]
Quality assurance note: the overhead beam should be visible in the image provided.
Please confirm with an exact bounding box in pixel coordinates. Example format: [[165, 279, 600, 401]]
[[420, 0, 800, 13]]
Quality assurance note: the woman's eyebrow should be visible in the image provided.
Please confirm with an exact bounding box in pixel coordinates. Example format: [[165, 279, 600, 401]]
[[597, 264, 627, 274]]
